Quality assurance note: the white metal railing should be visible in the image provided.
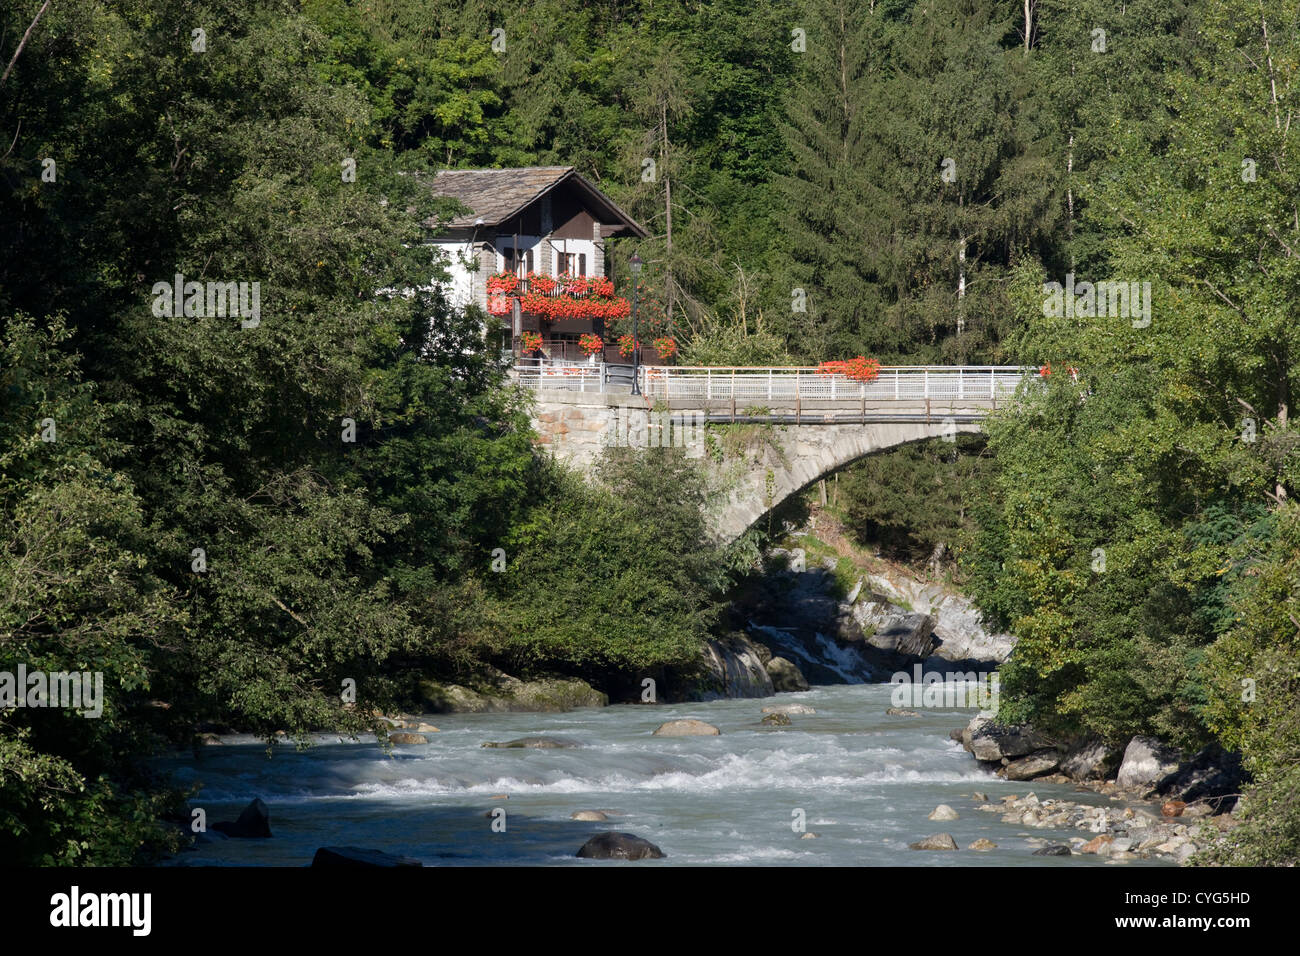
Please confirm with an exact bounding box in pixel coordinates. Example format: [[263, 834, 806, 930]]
[[511, 358, 608, 393], [511, 363, 1034, 400]]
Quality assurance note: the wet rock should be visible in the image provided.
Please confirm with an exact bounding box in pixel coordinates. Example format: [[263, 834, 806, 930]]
[[760, 713, 792, 726], [886, 707, 920, 717], [1032, 844, 1072, 856], [571, 810, 608, 821], [1001, 750, 1061, 781], [972, 792, 988, 802], [801, 832, 819, 839], [909, 833, 958, 851], [576, 832, 665, 860], [962, 716, 1055, 763], [698, 634, 775, 699], [311, 846, 421, 867], [388, 732, 427, 745], [929, 805, 960, 821], [481, 736, 580, 749], [652, 719, 720, 737], [968, 838, 998, 850], [212, 798, 272, 838], [1161, 800, 1187, 817], [766, 656, 809, 693], [1080, 834, 1115, 854]]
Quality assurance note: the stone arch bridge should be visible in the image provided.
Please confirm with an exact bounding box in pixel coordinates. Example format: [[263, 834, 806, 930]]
[[515, 364, 1030, 542]]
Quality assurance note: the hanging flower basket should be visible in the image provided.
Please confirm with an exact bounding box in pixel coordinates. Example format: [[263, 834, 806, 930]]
[[617, 334, 639, 357], [578, 333, 604, 356], [520, 331, 543, 355]]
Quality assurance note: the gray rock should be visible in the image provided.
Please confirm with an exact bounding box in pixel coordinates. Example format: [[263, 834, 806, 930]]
[[1032, 844, 1072, 856], [699, 634, 776, 699], [576, 832, 665, 860], [481, 736, 580, 749], [929, 804, 960, 821], [909, 833, 958, 851], [886, 707, 921, 717], [760, 712, 792, 726], [652, 719, 720, 737], [968, 838, 998, 850], [1116, 736, 1183, 790], [311, 846, 421, 867], [962, 716, 1055, 762], [570, 810, 608, 821], [1002, 750, 1061, 781], [766, 656, 810, 692], [1061, 738, 1123, 781], [211, 798, 272, 838]]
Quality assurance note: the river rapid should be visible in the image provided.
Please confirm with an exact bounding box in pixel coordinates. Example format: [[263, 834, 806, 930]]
[[160, 682, 1171, 867]]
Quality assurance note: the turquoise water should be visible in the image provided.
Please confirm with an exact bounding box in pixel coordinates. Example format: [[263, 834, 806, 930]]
[[160, 683, 1171, 867]]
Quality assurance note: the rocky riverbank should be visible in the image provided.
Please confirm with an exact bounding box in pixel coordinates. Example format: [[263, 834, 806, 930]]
[[951, 715, 1247, 864]]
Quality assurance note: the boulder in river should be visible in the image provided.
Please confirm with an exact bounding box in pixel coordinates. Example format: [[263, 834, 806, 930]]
[[908, 833, 958, 851], [697, 634, 775, 699], [760, 712, 792, 726], [1001, 749, 1061, 781], [652, 719, 720, 737], [961, 715, 1055, 763], [388, 732, 428, 745], [211, 798, 272, 838], [968, 838, 997, 851], [928, 804, 959, 821], [886, 707, 920, 716], [1116, 736, 1182, 790], [311, 846, 422, 867], [576, 832, 665, 860], [766, 656, 810, 692], [571, 810, 608, 821], [481, 736, 581, 749], [1032, 844, 1072, 856]]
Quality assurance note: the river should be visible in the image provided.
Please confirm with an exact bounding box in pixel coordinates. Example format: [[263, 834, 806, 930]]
[[160, 682, 1171, 866]]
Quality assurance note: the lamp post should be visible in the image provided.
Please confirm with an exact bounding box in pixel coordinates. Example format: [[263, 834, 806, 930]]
[[629, 252, 643, 395]]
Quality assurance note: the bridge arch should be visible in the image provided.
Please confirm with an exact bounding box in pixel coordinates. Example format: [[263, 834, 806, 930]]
[[516, 363, 1029, 543]]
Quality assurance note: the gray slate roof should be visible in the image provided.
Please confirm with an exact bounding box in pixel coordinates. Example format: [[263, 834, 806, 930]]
[[424, 166, 646, 236]]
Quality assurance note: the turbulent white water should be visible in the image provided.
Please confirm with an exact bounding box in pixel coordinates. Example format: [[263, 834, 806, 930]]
[[160, 683, 1170, 866]]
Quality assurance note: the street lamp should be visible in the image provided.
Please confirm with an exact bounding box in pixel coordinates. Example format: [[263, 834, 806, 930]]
[[629, 252, 642, 395]]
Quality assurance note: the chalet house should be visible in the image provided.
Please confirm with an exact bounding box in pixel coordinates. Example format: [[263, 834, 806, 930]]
[[424, 166, 649, 363]]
